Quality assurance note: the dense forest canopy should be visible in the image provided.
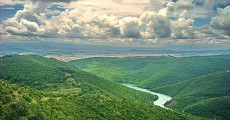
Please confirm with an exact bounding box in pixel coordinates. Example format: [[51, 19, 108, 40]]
[[70, 55, 230, 119], [0, 55, 205, 119]]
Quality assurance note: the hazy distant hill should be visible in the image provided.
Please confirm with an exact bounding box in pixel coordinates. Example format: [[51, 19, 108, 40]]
[[69, 55, 230, 119], [1, 41, 230, 57], [0, 55, 204, 119]]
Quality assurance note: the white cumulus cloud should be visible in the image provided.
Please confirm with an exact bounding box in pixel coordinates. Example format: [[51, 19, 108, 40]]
[[1, 0, 230, 46], [210, 6, 230, 36]]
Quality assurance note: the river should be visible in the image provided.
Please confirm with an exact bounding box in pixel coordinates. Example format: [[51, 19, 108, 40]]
[[122, 83, 172, 109]]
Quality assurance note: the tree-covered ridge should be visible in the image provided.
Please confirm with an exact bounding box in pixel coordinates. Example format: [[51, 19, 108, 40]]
[[155, 70, 230, 97], [157, 70, 230, 120], [69, 56, 230, 88], [0, 55, 156, 103], [69, 55, 230, 119], [0, 80, 205, 120], [0, 55, 205, 119]]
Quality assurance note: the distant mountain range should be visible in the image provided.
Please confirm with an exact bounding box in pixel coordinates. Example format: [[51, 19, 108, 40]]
[[1, 41, 230, 59]]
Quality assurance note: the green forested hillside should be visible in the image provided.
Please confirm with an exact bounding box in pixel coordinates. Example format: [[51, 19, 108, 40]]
[[153, 70, 230, 96], [0, 55, 156, 102], [156, 70, 230, 119], [1, 79, 204, 120], [0, 55, 204, 119], [69, 55, 230, 119], [69, 56, 230, 89], [184, 96, 230, 120]]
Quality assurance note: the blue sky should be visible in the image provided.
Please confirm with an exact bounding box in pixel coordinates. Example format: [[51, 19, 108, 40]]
[[0, 0, 229, 47], [0, 4, 23, 22]]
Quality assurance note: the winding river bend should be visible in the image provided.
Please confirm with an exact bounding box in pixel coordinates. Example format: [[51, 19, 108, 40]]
[[122, 84, 172, 109]]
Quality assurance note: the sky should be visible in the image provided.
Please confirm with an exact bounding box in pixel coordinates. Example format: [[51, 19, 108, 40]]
[[0, 0, 230, 48]]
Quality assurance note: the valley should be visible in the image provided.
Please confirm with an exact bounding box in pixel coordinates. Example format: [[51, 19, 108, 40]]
[[1, 0, 230, 119], [1, 54, 229, 119], [70, 55, 230, 119], [0, 55, 204, 120]]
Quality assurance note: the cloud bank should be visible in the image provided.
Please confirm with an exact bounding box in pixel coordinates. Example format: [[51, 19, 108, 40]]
[[211, 6, 230, 36], [1, 0, 230, 46]]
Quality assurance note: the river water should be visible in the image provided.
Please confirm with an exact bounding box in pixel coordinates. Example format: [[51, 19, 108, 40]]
[[122, 83, 172, 109]]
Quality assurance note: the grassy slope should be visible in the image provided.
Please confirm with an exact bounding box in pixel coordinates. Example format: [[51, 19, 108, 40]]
[[0, 55, 204, 119], [69, 55, 230, 119]]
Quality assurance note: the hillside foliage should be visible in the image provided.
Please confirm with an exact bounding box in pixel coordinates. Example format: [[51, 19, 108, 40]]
[[0, 55, 205, 119], [69, 55, 230, 119]]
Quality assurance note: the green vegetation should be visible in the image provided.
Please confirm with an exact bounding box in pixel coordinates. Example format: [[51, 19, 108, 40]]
[[69, 55, 230, 119], [0, 55, 204, 119], [0, 55, 156, 102], [185, 96, 230, 120], [1, 79, 205, 120], [70, 56, 230, 88], [158, 70, 230, 120]]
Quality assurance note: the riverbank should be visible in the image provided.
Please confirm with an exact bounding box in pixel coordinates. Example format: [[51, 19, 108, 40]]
[[122, 84, 172, 109]]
